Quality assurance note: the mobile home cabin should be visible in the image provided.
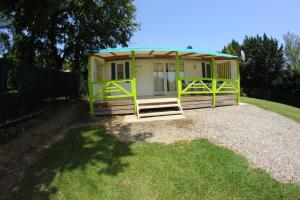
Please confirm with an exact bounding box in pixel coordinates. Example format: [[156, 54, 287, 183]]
[[86, 47, 240, 118]]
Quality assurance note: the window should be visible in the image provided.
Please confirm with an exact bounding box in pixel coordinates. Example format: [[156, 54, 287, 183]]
[[217, 61, 231, 79], [117, 64, 124, 79], [111, 62, 130, 80], [201, 63, 212, 78], [96, 67, 103, 80], [180, 62, 185, 77]]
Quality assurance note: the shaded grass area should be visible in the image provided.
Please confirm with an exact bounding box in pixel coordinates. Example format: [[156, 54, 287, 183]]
[[241, 97, 300, 123], [13, 126, 300, 200], [0, 92, 21, 122]]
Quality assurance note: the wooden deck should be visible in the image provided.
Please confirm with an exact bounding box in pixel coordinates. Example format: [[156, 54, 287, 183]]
[[181, 95, 212, 109], [93, 94, 237, 116], [181, 94, 237, 109], [93, 98, 134, 115], [216, 94, 238, 106]]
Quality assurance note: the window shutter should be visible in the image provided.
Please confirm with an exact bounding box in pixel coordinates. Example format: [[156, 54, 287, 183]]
[[201, 63, 206, 78], [125, 62, 130, 79], [111, 63, 116, 80], [207, 64, 212, 78]]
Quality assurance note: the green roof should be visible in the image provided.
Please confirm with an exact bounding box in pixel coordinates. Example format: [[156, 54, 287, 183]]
[[86, 47, 239, 58]]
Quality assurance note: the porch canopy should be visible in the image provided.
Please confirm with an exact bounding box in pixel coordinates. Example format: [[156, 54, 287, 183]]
[[86, 47, 239, 61]]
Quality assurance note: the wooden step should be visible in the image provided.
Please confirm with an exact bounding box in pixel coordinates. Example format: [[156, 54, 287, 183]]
[[137, 98, 178, 104], [139, 110, 183, 118], [136, 97, 183, 118], [139, 103, 179, 110]]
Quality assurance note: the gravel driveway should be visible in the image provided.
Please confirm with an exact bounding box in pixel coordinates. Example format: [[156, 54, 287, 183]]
[[112, 104, 300, 184]]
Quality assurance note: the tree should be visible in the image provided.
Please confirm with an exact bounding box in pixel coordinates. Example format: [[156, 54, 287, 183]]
[[0, 0, 139, 71], [221, 39, 241, 56], [240, 34, 284, 96], [283, 32, 300, 75], [0, 33, 10, 56], [0, 11, 11, 56], [222, 34, 299, 106], [186, 45, 193, 49]]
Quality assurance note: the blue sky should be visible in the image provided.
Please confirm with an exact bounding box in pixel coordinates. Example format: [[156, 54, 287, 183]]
[[129, 0, 300, 51]]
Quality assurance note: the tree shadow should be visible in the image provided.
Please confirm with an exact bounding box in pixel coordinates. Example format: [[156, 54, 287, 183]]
[[11, 119, 153, 200]]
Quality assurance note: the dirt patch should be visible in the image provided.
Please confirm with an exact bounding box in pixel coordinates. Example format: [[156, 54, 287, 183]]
[[166, 118, 194, 129]]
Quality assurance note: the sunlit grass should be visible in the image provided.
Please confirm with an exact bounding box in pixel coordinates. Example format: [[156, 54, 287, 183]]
[[241, 97, 300, 123]]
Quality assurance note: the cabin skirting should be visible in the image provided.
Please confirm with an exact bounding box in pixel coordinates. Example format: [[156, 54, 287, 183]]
[[93, 94, 237, 115]]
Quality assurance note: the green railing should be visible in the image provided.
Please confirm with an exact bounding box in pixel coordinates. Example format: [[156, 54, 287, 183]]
[[88, 51, 137, 115], [216, 79, 238, 94], [92, 79, 133, 100], [180, 77, 213, 94], [179, 78, 238, 95]]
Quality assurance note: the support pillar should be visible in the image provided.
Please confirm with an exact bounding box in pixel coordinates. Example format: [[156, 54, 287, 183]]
[[131, 51, 137, 113], [211, 57, 217, 108], [237, 60, 240, 105], [87, 55, 94, 114], [176, 51, 182, 101]]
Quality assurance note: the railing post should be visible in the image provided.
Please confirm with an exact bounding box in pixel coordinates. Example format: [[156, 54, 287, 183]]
[[88, 55, 94, 114], [176, 51, 182, 101], [211, 57, 217, 108], [237, 60, 240, 105], [131, 51, 137, 113]]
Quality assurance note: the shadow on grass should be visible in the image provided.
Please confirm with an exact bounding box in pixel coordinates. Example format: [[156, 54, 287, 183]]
[[11, 121, 152, 200]]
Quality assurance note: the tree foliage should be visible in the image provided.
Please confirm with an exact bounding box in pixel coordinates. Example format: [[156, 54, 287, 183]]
[[0, 32, 10, 55], [241, 34, 284, 90], [221, 34, 300, 106], [221, 39, 240, 56], [283, 32, 300, 75], [0, 0, 139, 71], [223, 34, 284, 90]]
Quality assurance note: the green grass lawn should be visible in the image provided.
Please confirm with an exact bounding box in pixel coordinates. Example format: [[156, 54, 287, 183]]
[[241, 97, 300, 123], [14, 126, 300, 200]]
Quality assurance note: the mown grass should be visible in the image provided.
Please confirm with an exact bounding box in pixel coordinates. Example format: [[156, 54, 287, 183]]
[[241, 97, 300, 123], [14, 126, 300, 200]]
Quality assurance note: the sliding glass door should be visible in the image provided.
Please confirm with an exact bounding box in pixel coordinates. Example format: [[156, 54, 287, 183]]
[[153, 63, 183, 95], [166, 63, 176, 92], [153, 63, 165, 93]]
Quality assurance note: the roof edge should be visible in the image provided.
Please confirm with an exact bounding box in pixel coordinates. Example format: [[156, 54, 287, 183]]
[[85, 47, 239, 58]]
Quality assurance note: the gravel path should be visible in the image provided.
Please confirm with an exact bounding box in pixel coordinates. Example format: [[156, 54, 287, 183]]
[[113, 104, 300, 184]]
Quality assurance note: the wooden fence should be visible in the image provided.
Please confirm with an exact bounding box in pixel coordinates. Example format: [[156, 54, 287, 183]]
[[0, 60, 79, 123]]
